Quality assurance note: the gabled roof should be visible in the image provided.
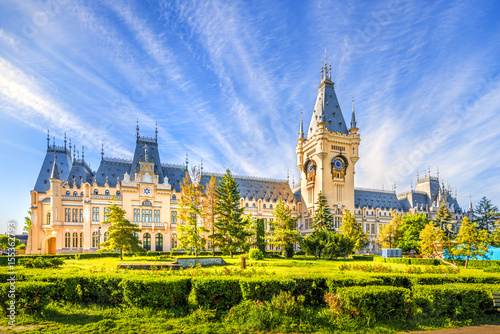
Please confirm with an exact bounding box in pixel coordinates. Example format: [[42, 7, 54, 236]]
[[34, 146, 72, 192]]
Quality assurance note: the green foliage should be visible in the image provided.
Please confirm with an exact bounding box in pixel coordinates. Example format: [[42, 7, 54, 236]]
[[399, 213, 430, 253], [98, 203, 144, 259], [269, 199, 301, 259], [339, 263, 458, 274], [292, 277, 328, 307], [191, 277, 242, 314], [413, 284, 495, 320], [253, 218, 266, 253], [490, 218, 500, 247], [311, 191, 334, 230], [326, 276, 384, 293], [203, 174, 218, 256], [435, 202, 452, 227], [340, 210, 369, 252], [24, 210, 32, 232], [377, 212, 404, 248], [331, 285, 411, 323], [267, 291, 305, 318], [247, 248, 264, 261], [473, 196, 499, 232], [177, 171, 209, 256], [212, 169, 251, 258], [240, 277, 296, 302], [299, 228, 354, 259], [452, 217, 490, 268], [121, 277, 191, 310], [20, 257, 64, 268], [0, 234, 20, 250], [0, 281, 56, 314]]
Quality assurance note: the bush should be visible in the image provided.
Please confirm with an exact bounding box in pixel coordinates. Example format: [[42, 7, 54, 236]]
[[326, 276, 384, 293], [484, 267, 500, 273], [267, 291, 305, 318], [21, 257, 65, 268], [240, 277, 296, 302], [248, 249, 264, 261], [329, 286, 411, 323], [0, 281, 56, 314], [292, 277, 328, 307], [191, 277, 242, 314], [413, 284, 495, 319], [121, 277, 191, 310], [369, 274, 412, 289]]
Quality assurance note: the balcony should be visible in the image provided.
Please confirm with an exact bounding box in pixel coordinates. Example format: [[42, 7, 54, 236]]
[[91, 195, 123, 200], [62, 196, 83, 201]]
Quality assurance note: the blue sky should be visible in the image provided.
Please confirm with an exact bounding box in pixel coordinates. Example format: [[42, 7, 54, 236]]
[[1, 0, 500, 233]]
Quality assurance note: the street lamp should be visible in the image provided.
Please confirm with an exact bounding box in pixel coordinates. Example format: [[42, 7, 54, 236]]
[[384, 233, 393, 249]]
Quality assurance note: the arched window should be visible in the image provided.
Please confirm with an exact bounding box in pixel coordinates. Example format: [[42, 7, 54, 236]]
[[263, 204, 266, 209], [116, 190, 121, 196], [104, 232, 109, 242], [270, 204, 273, 209], [245, 203, 249, 207], [64, 232, 71, 248], [252, 203, 256, 207], [171, 234, 177, 249], [72, 232, 78, 248], [172, 194, 176, 200], [66, 191, 70, 196], [73, 191, 77, 197], [94, 189, 98, 195], [80, 191, 84, 197], [133, 233, 139, 239], [47, 212, 51, 224], [105, 190, 110, 196], [143, 233, 151, 251], [92, 231, 99, 248], [142, 200, 152, 206], [155, 233, 163, 251], [80, 232, 83, 248]]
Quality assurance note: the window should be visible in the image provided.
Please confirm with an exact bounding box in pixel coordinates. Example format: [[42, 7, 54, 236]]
[[252, 203, 255, 207], [155, 233, 163, 251], [103, 207, 108, 221], [334, 216, 341, 229], [92, 231, 99, 248], [72, 232, 78, 248], [172, 194, 176, 200], [263, 204, 266, 209], [66, 191, 70, 196], [104, 232, 109, 242], [142, 200, 152, 206], [79, 209, 83, 222], [105, 190, 110, 196], [154, 210, 160, 223], [133, 209, 140, 222], [47, 212, 51, 224], [171, 211, 177, 225], [94, 189, 98, 195], [371, 224, 376, 235], [80, 232, 83, 248], [116, 190, 121, 196], [72, 208, 78, 222], [92, 207, 99, 222], [73, 191, 77, 197], [245, 203, 248, 207], [143, 233, 151, 251], [270, 204, 273, 209], [65, 209, 70, 222], [81, 191, 84, 197], [64, 232, 71, 248], [133, 233, 139, 238], [142, 209, 152, 222], [171, 234, 177, 249]]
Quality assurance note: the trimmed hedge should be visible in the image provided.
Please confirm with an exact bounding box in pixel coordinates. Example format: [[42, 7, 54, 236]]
[[240, 277, 296, 302], [292, 277, 328, 307], [413, 284, 496, 319], [0, 281, 56, 314], [336, 285, 411, 323], [327, 276, 384, 292], [369, 274, 412, 289], [121, 277, 191, 310], [0, 253, 121, 266], [191, 277, 242, 313], [409, 274, 500, 286]]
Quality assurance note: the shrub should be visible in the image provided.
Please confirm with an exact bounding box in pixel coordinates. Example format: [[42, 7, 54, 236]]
[[484, 267, 500, 273], [369, 274, 412, 289], [267, 291, 305, 318], [329, 286, 411, 324], [292, 277, 328, 307], [248, 249, 264, 261], [121, 276, 191, 310], [413, 284, 495, 319], [20, 257, 65, 269], [0, 281, 56, 314], [240, 278, 296, 302], [191, 277, 242, 314], [326, 276, 384, 293]]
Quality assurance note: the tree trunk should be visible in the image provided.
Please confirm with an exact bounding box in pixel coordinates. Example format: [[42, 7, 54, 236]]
[[465, 256, 469, 269], [120, 248, 123, 260], [230, 251, 233, 258]]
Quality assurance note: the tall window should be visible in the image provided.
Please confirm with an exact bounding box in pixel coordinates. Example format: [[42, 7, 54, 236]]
[[64, 232, 71, 248], [116, 190, 121, 196], [142, 209, 152, 222], [263, 204, 266, 209], [80, 232, 83, 248], [270, 204, 273, 209], [66, 191, 70, 196], [72, 232, 78, 248], [92, 231, 99, 248], [155, 233, 163, 251], [79, 209, 83, 222], [104, 232, 109, 242], [81, 191, 84, 197], [171, 234, 177, 249], [47, 212, 51, 224], [143, 233, 151, 251], [133, 209, 140, 222], [92, 207, 99, 221], [73, 191, 77, 197], [105, 190, 110, 196], [72, 209, 78, 222], [94, 189, 98, 195], [171, 211, 177, 225], [172, 194, 176, 200], [154, 210, 160, 223], [65, 209, 71, 222], [334, 217, 341, 229], [103, 208, 108, 221]]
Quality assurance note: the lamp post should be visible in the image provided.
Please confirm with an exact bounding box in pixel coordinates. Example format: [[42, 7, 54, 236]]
[[385, 233, 393, 249]]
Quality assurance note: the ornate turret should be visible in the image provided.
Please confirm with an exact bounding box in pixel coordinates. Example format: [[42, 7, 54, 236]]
[[298, 110, 305, 140], [50, 153, 60, 179], [349, 97, 358, 134]]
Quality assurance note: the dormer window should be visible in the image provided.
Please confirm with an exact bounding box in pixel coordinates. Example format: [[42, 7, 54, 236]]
[[116, 191, 121, 196], [94, 189, 98, 195], [105, 190, 110, 196], [172, 194, 176, 200], [73, 191, 77, 197], [66, 191, 70, 196]]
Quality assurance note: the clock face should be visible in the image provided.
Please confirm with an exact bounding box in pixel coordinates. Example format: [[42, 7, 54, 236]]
[[333, 158, 344, 171], [143, 187, 151, 195], [308, 163, 314, 174]]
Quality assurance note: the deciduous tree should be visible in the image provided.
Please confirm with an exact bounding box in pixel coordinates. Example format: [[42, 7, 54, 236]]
[[419, 221, 457, 268], [399, 213, 430, 254], [452, 217, 490, 269], [339, 210, 369, 252], [203, 174, 218, 256], [24, 210, 32, 232], [376, 211, 404, 249], [269, 199, 301, 259]]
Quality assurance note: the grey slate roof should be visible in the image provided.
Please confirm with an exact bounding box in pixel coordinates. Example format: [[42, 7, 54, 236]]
[[130, 136, 164, 183], [307, 79, 349, 138], [355, 189, 402, 210], [67, 159, 93, 188], [34, 147, 73, 193], [96, 158, 132, 188]]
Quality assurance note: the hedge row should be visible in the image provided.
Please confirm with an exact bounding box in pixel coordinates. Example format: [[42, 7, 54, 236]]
[[374, 256, 500, 268], [0, 253, 121, 266]]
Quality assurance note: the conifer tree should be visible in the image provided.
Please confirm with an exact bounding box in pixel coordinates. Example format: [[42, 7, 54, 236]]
[[176, 168, 208, 256], [473, 197, 499, 232], [212, 169, 251, 258], [435, 202, 452, 230], [452, 217, 490, 268], [268, 199, 301, 259], [99, 204, 143, 260], [253, 218, 267, 253], [203, 174, 218, 256], [312, 191, 334, 230], [340, 210, 369, 252]]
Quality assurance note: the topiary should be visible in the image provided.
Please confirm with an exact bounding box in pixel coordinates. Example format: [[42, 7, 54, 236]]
[[248, 249, 264, 261]]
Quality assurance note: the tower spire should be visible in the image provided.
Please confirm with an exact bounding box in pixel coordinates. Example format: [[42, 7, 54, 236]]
[[69, 138, 72, 155], [298, 109, 304, 139], [350, 96, 357, 130], [47, 130, 50, 149], [101, 143, 104, 161], [328, 56, 332, 80], [468, 194, 473, 212], [321, 58, 324, 81], [50, 151, 60, 179]]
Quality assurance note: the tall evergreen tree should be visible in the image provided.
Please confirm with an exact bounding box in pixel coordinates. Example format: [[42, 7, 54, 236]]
[[253, 218, 267, 253], [312, 191, 334, 230], [203, 174, 218, 256], [269, 199, 301, 259], [98, 204, 143, 260], [340, 210, 369, 252], [473, 197, 499, 232], [212, 169, 251, 258], [435, 203, 452, 228], [176, 169, 208, 256]]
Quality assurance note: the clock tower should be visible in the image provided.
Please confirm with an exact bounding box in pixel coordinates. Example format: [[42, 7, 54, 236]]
[[296, 57, 360, 229]]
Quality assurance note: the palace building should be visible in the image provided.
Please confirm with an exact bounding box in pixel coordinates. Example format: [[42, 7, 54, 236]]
[[26, 59, 471, 255]]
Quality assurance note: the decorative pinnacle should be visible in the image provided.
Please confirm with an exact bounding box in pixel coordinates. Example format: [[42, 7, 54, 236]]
[[64, 132, 67, 150], [53, 136, 55, 150], [185, 152, 189, 169], [69, 138, 72, 154], [321, 58, 324, 80], [101, 143, 104, 160], [350, 96, 357, 129], [328, 56, 332, 80], [82, 146, 84, 161], [298, 109, 304, 139], [155, 121, 158, 142], [136, 119, 139, 140], [47, 130, 50, 149]]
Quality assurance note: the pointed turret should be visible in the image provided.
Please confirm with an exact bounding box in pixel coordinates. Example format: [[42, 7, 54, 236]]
[[349, 96, 358, 134], [50, 153, 60, 179], [468, 195, 473, 212], [298, 110, 304, 140]]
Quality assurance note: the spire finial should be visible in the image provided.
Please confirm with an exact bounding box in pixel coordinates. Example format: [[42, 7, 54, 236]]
[[200, 158, 203, 174], [437, 166, 439, 178], [350, 96, 357, 130], [47, 130, 50, 149], [292, 175, 295, 187], [411, 180, 413, 192], [73, 145, 76, 161], [298, 109, 304, 139], [101, 143, 104, 161], [287, 169, 289, 183], [328, 56, 332, 80], [417, 168, 419, 181], [321, 58, 324, 80], [155, 121, 158, 142], [69, 138, 72, 155], [53, 136, 55, 150], [64, 132, 67, 150], [82, 146, 84, 161], [136, 119, 139, 140], [185, 152, 189, 169]]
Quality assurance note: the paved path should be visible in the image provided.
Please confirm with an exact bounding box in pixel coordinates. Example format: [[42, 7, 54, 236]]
[[408, 323, 500, 333]]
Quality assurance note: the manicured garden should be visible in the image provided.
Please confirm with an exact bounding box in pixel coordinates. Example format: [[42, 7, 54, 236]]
[[0, 254, 500, 333]]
